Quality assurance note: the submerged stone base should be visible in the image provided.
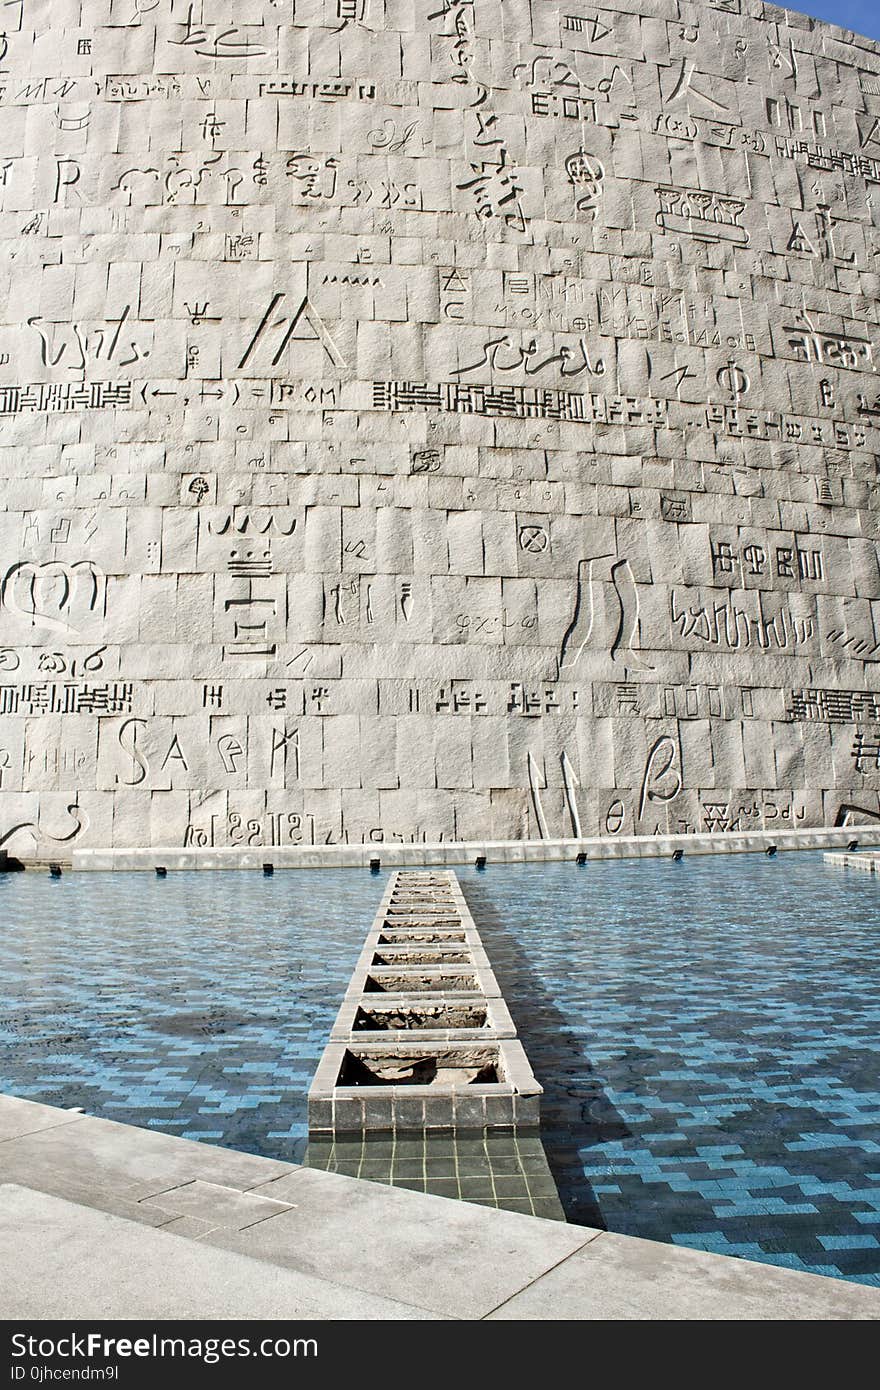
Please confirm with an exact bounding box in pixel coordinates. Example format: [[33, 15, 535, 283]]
[[824, 850, 880, 873]]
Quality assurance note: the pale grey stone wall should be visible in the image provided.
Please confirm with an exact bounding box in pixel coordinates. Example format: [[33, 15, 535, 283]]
[[1, 0, 880, 856]]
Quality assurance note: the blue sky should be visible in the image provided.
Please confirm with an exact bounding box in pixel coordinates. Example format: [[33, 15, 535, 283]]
[[792, 2, 880, 41]]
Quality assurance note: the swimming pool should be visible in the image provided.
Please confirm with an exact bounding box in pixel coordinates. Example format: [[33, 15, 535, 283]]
[[1, 851, 878, 1286]]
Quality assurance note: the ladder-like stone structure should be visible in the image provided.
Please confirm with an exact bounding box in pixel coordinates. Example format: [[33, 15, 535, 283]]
[[309, 870, 542, 1137]]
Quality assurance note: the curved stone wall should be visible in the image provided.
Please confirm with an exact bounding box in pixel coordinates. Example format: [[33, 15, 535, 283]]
[[1, 0, 880, 855]]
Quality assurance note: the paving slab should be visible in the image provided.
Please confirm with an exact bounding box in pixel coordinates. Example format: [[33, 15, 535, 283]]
[[0, 1095, 84, 1143], [141, 1180, 294, 1231], [0, 1185, 438, 1321], [0, 1098, 291, 1201], [208, 1164, 599, 1318], [485, 1230, 880, 1321]]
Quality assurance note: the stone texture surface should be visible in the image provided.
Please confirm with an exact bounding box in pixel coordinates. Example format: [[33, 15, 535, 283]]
[[0, 1184, 438, 1319], [2, 0, 880, 854], [1, 1098, 878, 1319], [484, 1226, 880, 1321]]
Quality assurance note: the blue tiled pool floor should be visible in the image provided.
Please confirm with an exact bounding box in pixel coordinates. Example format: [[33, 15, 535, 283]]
[[0, 870, 376, 1165], [460, 854, 880, 1287], [1, 853, 878, 1287]]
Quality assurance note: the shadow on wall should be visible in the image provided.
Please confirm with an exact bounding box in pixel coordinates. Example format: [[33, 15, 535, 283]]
[[460, 877, 629, 1229]]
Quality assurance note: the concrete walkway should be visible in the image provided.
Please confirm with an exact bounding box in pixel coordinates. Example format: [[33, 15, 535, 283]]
[[60, 822, 880, 872], [1, 1095, 878, 1320]]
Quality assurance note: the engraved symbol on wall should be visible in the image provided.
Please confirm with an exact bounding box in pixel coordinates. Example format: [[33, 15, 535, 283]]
[[656, 185, 749, 246], [457, 149, 528, 233], [171, 4, 269, 58], [451, 334, 604, 379], [53, 159, 81, 205], [411, 448, 441, 474], [787, 220, 815, 255], [368, 119, 421, 154], [398, 581, 413, 622], [335, 0, 370, 31], [270, 725, 300, 784], [561, 556, 606, 668], [834, 801, 880, 827], [716, 361, 750, 401], [560, 556, 652, 671], [850, 730, 880, 775], [441, 268, 469, 322], [519, 525, 548, 554], [527, 749, 582, 841], [565, 150, 604, 218], [604, 799, 625, 835], [28, 305, 149, 374], [187, 477, 211, 504], [217, 734, 244, 774], [1, 560, 106, 637], [660, 495, 692, 523], [609, 561, 651, 669], [637, 735, 683, 831], [661, 58, 730, 113], [237, 293, 346, 371], [110, 166, 161, 207], [562, 13, 612, 43], [55, 105, 91, 133], [784, 313, 871, 371], [112, 720, 190, 787], [0, 801, 88, 851], [787, 208, 855, 264], [285, 153, 339, 200], [208, 510, 297, 536], [115, 718, 148, 786]]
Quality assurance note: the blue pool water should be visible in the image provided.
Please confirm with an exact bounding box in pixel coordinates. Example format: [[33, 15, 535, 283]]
[[460, 855, 880, 1288], [0, 869, 377, 1161], [0, 852, 878, 1286]]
